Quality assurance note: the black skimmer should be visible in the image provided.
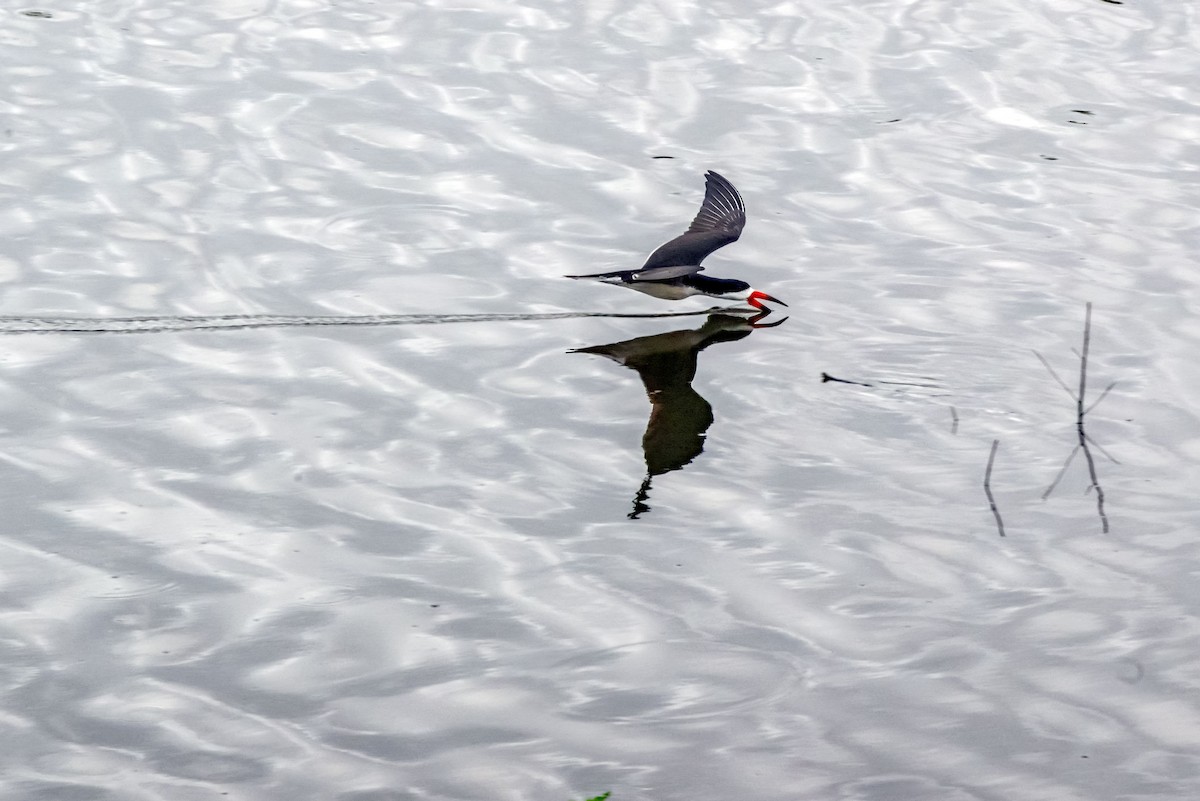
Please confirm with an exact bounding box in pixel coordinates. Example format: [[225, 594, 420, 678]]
[[566, 171, 787, 310], [573, 312, 773, 518]]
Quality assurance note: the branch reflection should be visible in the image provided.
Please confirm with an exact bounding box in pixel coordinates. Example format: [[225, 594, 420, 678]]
[[572, 311, 786, 518]]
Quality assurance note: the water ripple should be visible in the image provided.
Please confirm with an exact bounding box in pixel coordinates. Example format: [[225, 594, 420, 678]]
[[2, 0, 1199, 799]]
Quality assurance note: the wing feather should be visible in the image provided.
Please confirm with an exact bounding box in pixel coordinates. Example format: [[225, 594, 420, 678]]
[[641, 171, 746, 270]]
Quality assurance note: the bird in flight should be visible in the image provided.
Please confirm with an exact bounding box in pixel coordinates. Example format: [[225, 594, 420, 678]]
[[566, 171, 786, 310]]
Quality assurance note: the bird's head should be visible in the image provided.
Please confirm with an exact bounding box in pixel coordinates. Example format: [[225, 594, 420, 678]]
[[729, 285, 787, 310], [695, 278, 787, 309]]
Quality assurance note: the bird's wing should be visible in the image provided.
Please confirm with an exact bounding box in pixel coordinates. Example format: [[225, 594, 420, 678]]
[[641, 171, 746, 270], [630, 264, 704, 282]]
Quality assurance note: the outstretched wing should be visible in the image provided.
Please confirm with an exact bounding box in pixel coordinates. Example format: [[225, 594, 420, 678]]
[[566, 263, 703, 283], [641, 171, 746, 270]]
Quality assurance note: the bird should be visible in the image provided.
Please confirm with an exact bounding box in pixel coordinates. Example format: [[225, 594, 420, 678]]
[[565, 171, 786, 310]]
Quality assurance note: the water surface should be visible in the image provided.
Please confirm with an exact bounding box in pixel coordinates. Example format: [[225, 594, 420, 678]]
[[2, 1, 1199, 799]]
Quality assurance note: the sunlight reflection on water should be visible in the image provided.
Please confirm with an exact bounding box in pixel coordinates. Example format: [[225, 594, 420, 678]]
[[2, 0, 1200, 799]]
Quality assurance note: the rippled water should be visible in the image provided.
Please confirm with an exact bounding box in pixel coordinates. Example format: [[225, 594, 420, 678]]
[[3, 1, 1199, 799]]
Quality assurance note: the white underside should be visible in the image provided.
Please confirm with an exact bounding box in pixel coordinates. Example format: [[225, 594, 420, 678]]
[[600, 279, 703, 301], [598, 279, 756, 303]]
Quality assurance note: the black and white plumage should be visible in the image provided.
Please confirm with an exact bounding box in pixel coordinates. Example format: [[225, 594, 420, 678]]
[[566, 171, 786, 309]]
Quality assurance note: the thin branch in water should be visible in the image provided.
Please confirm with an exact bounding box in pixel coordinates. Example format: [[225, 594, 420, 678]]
[[1033, 350, 1078, 401], [950, 406, 959, 435], [820, 372, 874, 387], [1075, 303, 1109, 532], [1084, 432, 1121, 465], [1084, 380, 1118, 416], [1042, 444, 1080, 500], [1077, 302, 1093, 415], [1078, 425, 1110, 533], [1038, 303, 1113, 533], [983, 439, 1006, 537]]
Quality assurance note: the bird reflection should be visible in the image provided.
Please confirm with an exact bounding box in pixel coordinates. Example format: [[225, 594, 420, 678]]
[[572, 311, 785, 518]]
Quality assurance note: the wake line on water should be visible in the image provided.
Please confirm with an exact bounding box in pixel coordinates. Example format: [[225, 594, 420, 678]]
[[0, 307, 749, 335]]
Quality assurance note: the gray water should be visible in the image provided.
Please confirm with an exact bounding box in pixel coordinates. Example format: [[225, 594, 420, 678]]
[[2, 1, 1199, 799]]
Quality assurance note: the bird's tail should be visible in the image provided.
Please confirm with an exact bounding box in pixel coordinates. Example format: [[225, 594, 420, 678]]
[[564, 270, 624, 280]]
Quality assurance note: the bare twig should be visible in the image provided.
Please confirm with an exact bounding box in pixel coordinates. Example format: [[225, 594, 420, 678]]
[[820, 373, 873, 387], [983, 439, 1006, 537], [1042, 444, 1080, 500], [1075, 302, 1110, 533], [1084, 380, 1118, 416], [1084, 433, 1121, 465], [1078, 429, 1109, 533], [1077, 303, 1092, 416], [1034, 350, 1078, 401], [1035, 304, 1116, 532]]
